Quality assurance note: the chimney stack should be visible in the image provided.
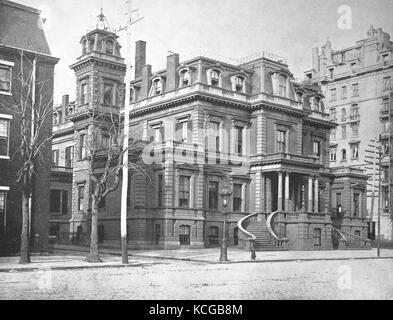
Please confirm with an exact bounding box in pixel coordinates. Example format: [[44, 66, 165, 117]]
[[140, 65, 152, 99], [62, 94, 70, 106], [135, 40, 146, 79], [166, 53, 180, 92], [312, 47, 319, 71]]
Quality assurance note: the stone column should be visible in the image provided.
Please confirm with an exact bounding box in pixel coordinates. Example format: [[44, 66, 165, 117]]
[[285, 172, 290, 212], [266, 176, 272, 212], [278, 171, 283, 211], [308, 176, 313, 213], [261, 173, 266, 213], [314, 177, 319, 213], [359, 191, 363, 218]]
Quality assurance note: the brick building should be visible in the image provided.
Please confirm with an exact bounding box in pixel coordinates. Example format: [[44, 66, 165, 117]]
[[50, 18, 371, 251], [305, 25, 393, 243], [0, 0, 59, 255]]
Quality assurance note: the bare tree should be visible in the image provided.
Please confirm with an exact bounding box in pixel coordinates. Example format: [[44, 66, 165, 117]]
[[0, 51, 55, 264], [82, 92, 148, 263]]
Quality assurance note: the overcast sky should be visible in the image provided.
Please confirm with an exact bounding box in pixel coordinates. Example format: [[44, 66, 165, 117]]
[[17, 0, 393, 104]]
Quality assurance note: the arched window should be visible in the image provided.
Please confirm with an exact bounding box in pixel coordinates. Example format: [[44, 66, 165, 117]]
[[208, 69, 221, 87], [208, 226, 219, 245], [341, 108, 347, 122], [234, 76, 245, 93], [296, 92, 304, 103], [180, 69, 190, 87], [53, 112, 59, 125], [341, 148, 347, 161], [179, 225, 190, 245], [106, 40, 114, 55], [153, 78, 162, 95]]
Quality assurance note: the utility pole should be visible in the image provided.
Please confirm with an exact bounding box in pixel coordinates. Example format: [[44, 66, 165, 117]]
[[120, 0, 133, 265], [119, 0, 144, 264], [366, 138, 383, 257]]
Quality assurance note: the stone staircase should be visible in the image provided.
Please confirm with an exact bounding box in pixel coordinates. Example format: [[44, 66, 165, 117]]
[[246, 219, 286, 251]]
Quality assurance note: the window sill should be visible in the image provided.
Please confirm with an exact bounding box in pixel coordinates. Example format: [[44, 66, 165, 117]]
[[0, 155, 10, 160], [0, 91, 12, 96]]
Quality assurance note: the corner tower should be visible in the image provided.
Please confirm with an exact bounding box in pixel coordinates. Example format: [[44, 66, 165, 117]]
[[68, 11, 126, 238]]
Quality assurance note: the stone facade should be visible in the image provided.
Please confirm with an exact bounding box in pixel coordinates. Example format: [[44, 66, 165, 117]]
[[305, 25, 393, 243], [50, 21, 371, 252]]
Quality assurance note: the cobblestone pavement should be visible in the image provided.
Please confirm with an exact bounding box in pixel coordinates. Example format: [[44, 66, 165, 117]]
[[1, 258, 393, 300]]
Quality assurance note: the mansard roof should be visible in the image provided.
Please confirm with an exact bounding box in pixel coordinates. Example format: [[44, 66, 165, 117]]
[[0, 0, 51, 56]]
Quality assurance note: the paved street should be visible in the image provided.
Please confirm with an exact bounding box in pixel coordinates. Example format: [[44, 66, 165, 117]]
[[1, 258, 392, 300]]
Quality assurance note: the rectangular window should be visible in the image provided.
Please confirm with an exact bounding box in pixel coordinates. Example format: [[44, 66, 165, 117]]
[[179, 176, 191, 208], [235, 126, 243, 156], [382, 187, 389, 209], [352, 83, 359, 97], [79, 134, 86, 159], [81, 83, 87, 105], [313, 229, 322, 246], [330, 129, 336, 141], [382, 98, 389, 111], [353, 193, 360, 217], [330, 88, 337, 101], [341, 126, 347, 139], [101, 133, 110, 150], [78, 185, 85, 211], [208, 181, 219, 210], [351, 143, 359, 159], [233, 184, 243, 212], [65, 146, 73, 168], [154, 126, 165, 143], [52, 150, 59, 166], [313, 141, 321, 157], [329, 108, 337, 122], [0, 191, 7, 235], [350, 104, 359, 120], [277, 130, 286, 153], [50, 190, 68, 215], [103, 83, 114, 105], [341, 86, 347, 99], [0, 65, 12, 93], [0, 119, 10, 157], [330, 148, 337, 161], [278, 75, 287, 97], [336, 193, 342, 213], [351, 124, 359, 137], [175, 120, 188, 143], [383, 76, 391, 91]]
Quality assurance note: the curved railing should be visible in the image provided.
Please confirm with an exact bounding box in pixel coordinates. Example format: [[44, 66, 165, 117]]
[[266, 211, 287, 241], [332, 227, 347, 242], [238, 212, 257, 249]]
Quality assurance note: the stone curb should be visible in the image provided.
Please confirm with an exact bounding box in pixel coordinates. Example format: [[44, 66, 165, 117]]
[[0, 262, 151, 273]]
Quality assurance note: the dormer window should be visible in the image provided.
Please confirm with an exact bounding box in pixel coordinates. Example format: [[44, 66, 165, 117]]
[[208, 69, 221, 87], [296, 92, 304, 103], [53, 112, 59, 125], [153, 78, 162, 95], [68, 107, 74, 116], [82, 39, 88, 55], [233, 76, 245, 93], [106, 40, 114, 55], [278, 75, 287, 97], [180, 69, 190, 87]]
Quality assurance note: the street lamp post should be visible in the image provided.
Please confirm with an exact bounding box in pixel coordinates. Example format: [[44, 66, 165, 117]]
[[219, 180, 232, 263]]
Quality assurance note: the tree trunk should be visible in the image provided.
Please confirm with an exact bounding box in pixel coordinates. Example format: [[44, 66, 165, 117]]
[[87, 197, 101, 263], [19, 191, 30, 264]]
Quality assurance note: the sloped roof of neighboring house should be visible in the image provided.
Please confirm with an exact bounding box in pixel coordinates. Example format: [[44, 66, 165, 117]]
[[0, 0, 51, 55]]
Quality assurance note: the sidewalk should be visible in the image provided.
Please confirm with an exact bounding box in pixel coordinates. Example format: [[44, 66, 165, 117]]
[[1, 246, 393, 272]]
